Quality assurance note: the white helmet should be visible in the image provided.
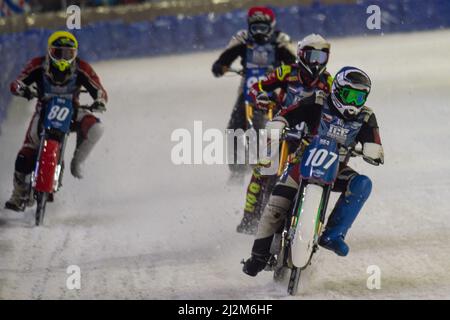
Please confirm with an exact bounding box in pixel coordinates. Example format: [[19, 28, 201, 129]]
[[331, 66, 372, 118], [297, 34, 330, 79]]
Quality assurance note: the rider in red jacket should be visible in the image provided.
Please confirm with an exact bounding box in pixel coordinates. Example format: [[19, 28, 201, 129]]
[[5, 31, 108, 212], [237, 34, 332, 234], [211, 7, 296, 174]]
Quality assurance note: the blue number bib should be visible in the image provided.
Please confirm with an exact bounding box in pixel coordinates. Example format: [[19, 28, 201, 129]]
[[43, 97, 74, 134], [300, 135, 339, 185]]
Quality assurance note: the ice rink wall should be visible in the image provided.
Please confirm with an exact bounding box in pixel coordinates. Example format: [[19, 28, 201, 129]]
[[1, 0, 450, 133]]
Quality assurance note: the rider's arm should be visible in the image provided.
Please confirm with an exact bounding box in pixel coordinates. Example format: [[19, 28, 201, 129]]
[[212, 30, 247, 76], [77, 59, 108, 104], [275, 95, 323, 132], [275, 31, 296, 65], [357, 109, 384, 164], [10, 57, 44, 98], [320, 71, 333, 93], [213, 44, 245, 69], [249, 65, 292, 103]]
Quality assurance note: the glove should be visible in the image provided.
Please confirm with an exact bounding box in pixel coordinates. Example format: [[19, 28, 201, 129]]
[[90, 100, 107, 113], [255, 92, 271, 110], [314, 90, 327, 105], [212, 62, 226, 77], [362, 142, 384, 165], [16, 84, 37, 100]]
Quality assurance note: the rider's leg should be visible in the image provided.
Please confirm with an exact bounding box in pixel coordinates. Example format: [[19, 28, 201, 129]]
[[319, 167, 372, 256], [71, 111, 103, 179], [5, 113, 40, 211], [243, 164, 299, 276], [237, 120, 287, 234]]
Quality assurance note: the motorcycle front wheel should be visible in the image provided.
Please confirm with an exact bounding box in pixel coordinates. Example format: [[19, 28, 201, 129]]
[[288, 267, 302, 296], [35, 192, 48, 226]]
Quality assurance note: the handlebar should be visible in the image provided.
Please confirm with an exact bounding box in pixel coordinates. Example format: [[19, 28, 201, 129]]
[[349, 147, 381, 166], [78, 104, 95, 112], [282, 128, 305, 142], [27, 86, 102, 113], [350, 148, 363, 157], [281, 123, 308, 142], [226, 67, 244, 76], [280, 127, 380, 165]]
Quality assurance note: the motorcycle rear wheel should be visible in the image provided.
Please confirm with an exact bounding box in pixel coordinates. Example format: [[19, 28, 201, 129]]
[[272, 235, 289, 282], [273, 266, 288, 282]]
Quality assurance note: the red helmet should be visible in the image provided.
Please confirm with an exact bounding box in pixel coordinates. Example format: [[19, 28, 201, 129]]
[[247, 7, 276, 43]]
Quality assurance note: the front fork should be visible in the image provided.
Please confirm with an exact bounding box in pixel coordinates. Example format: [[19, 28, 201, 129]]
[[245, 102, 274, 129], [276, 141, 289, 177], [31, 132, 46, 197], [245, 103, 254, 129], [55, 135, 68, 191]]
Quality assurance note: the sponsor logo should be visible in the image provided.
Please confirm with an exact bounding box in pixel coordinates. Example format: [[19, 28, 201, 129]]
[[312, 169, 325, 177], [328, 124, 350, 139]]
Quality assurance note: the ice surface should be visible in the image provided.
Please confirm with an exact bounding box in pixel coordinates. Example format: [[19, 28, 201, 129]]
[[0, 30, 449, 299]]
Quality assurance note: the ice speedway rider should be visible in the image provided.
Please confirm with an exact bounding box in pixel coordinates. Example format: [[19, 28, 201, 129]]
[[4, 30, 107, 212], [237, 34, 332, 234], [242, 67, 384, 276], [211, 6, 296, 172]]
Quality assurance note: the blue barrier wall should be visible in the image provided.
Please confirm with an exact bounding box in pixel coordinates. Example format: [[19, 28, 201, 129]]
[[1, 0, 450, 133]]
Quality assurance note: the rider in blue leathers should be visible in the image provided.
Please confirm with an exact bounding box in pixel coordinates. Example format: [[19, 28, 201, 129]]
[[242, 67, 384, 276]]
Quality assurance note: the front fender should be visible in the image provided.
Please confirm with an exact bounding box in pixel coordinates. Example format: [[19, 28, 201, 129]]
[[35, 139, 60, 193]]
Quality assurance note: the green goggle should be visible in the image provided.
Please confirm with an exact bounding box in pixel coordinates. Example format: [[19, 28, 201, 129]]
[[339, 87, 368, 107]]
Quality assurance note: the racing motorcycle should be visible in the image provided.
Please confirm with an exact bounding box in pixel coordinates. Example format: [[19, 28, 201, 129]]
[[266, 126, 364, 295], [25, 91, 96, 226], [228, 67, 275, 131], [226, 67, 276, 176], [245, 125, 305, 234]]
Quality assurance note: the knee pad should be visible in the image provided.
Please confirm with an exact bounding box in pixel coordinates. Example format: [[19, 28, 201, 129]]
[[256, 195, 291, 239], [265, 120, 285, 140], [266, 120, 285, 131], [346, 175, 372, 203], [262, 195, 291, 223], [15, 148, 37, 174], [79, 115, 103, 141], [272, 183, 297, 200]]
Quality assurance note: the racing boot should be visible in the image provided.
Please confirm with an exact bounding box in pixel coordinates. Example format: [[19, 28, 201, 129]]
[[5, 171, 31, 212], [242, 235, 273, 277], [319, 175, 372, 256]]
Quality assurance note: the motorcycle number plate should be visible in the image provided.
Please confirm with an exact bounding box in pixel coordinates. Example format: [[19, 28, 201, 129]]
[[43, 97, 74, 133], [300, 135, 339, 185]]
